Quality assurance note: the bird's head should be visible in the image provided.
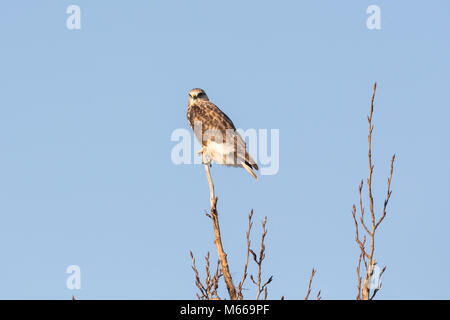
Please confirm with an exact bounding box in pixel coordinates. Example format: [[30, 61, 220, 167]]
[[188, 88, 209, 106]]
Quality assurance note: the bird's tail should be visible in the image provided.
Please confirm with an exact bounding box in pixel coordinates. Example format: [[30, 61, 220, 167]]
[[233, 133, 259, 180], [242, 161, 258, 180], [240, 150, 258, 180]]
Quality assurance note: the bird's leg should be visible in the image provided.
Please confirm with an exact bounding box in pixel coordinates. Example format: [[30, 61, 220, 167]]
[[198, 146, 211, 166], [198, 146, 213, 167], [203, 155, 212, 167]]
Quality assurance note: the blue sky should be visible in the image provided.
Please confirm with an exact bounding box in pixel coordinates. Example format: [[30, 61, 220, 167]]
[[0, 1, 449, 299]]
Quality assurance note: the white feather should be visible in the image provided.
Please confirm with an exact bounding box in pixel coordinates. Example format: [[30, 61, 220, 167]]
[[203, 134, 258, 180], [205, 142, 238, 166]]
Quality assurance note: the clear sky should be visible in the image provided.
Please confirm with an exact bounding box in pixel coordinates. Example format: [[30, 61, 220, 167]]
[[0, 0, 449, 299]]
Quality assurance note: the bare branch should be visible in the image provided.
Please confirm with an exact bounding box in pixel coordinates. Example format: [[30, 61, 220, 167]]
[[250, 216, 272, 300], [190, 251, 208, 299], [316, 290, 322, 300], [352, 83, 395, 300], [202, 153, 237, 300], [304, 268, 317, 300], [237, 210, 254, 300], [375, 155, 396, 230]]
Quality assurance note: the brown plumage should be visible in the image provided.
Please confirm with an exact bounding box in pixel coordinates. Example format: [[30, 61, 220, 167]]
[[187, 88, 258, 179]]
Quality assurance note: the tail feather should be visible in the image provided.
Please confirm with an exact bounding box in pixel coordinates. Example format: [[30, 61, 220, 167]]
[[242, 161, 258, 180], [234, 133, 258, 171], [237, 150, 258, 170]]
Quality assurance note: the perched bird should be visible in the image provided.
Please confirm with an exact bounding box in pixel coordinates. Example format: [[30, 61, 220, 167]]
[[187, 88, 259, 180]]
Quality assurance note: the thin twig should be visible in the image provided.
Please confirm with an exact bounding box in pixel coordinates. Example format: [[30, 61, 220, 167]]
[[237, 210, 253, 300], [304, 268, 317, 300], [316, 290, 322, 300], [250, 216, 272, 300], [190, 251, 208, 299]]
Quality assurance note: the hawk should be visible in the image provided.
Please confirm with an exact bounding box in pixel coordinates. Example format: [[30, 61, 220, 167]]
[[187, 88, 259, 180]]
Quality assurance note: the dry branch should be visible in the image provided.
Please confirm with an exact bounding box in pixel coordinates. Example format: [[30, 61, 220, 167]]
[[190, 251, 222, 300], [237, 210, 253, 300], [249, 216, 273, 300], [202, 153, 237, 300], [190, 158, 272, 300], [304, 268, 321, 300], [304, 268, 316, 300], [352, 83, 395, 300]]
